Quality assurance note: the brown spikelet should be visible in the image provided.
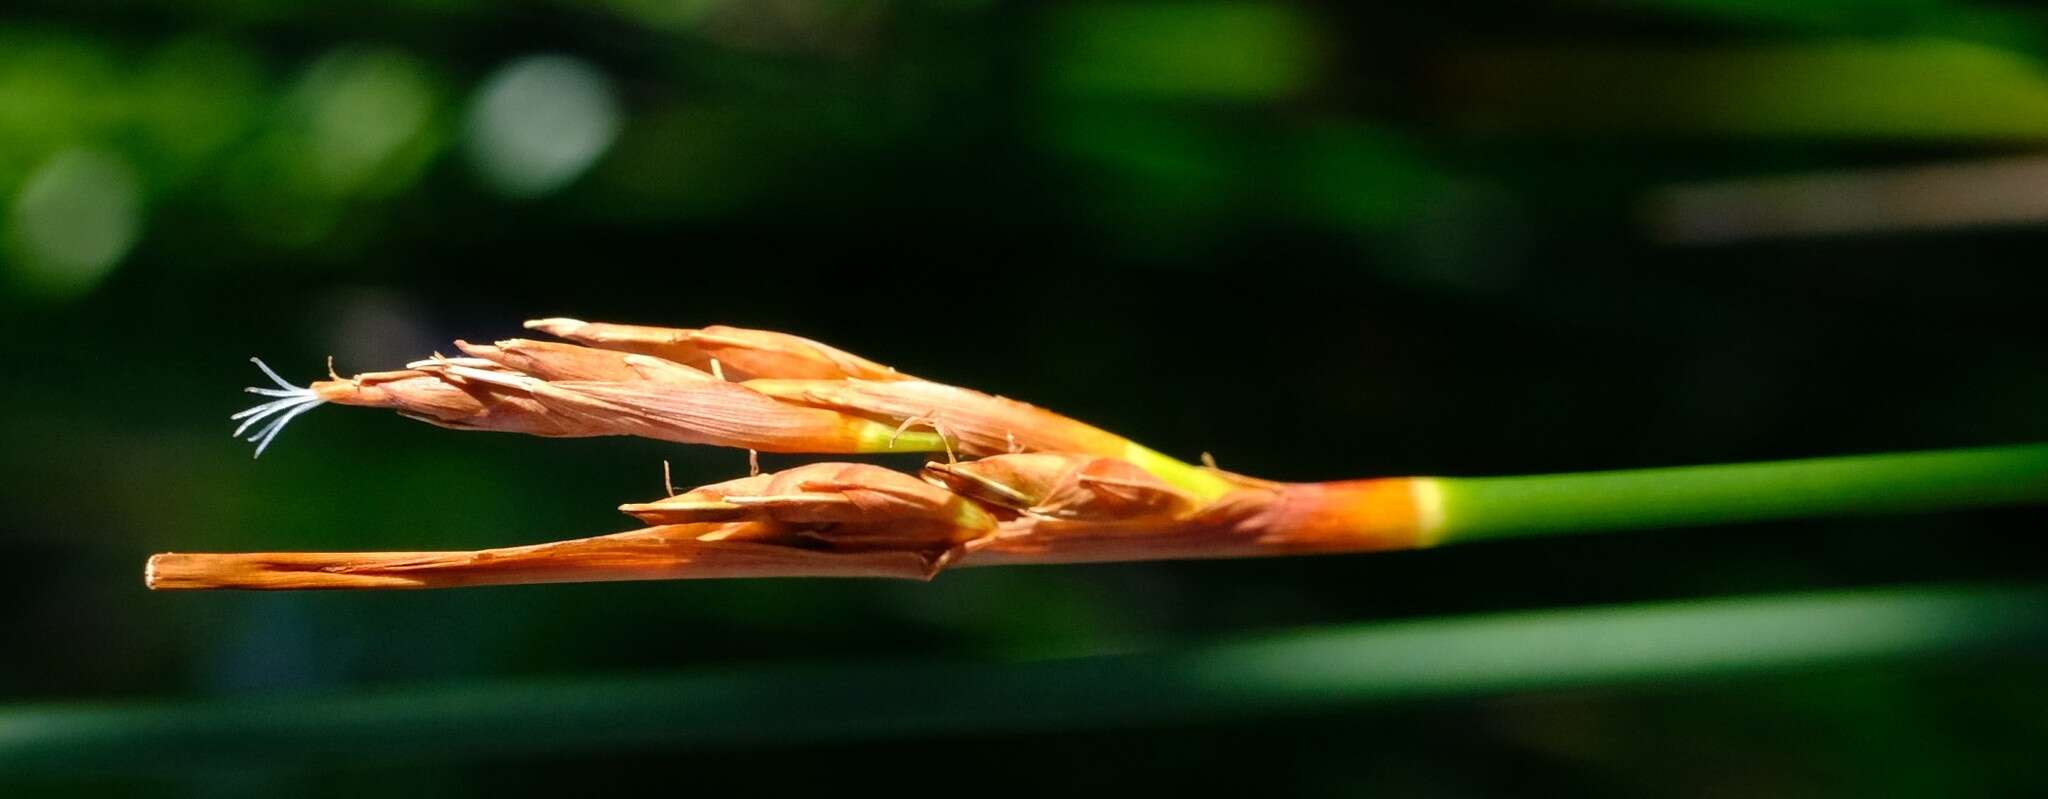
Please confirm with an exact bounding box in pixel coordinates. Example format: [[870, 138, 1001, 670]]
[[315, 360, 936, 453], [426, 364, 923, 453], [622, 462, 996, 552]]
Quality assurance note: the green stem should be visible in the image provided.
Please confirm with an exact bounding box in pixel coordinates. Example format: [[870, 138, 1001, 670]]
[[1436, 443, 2048, 544]]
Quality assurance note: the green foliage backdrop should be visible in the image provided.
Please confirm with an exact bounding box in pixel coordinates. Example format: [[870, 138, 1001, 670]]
[[1, 1, 2044, 794]]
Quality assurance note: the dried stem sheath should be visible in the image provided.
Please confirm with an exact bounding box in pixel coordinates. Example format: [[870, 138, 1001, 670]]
[[148, 527, 937, 589]]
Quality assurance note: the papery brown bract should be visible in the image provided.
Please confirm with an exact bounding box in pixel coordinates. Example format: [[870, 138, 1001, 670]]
[[527, 380, 918, 453], [455, 339, 715, 383], [526, 318, 905, 381], [311, 369, 588, 437]]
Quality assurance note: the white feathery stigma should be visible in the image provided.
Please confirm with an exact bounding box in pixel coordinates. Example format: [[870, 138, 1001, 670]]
[[231, 358, 327, 457]]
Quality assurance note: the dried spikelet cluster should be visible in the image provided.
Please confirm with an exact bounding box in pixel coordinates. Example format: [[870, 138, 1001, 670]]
[[151, 319, 1433, 589]]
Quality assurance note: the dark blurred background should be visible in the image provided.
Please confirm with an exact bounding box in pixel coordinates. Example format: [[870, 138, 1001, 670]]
[[2, 1, 2045, 795]]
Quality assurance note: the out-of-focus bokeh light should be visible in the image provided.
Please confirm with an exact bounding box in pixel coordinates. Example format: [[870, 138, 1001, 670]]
[[463, 55, 622, 198], [222, 47, 442, 247], [289, 48, 440, 198], [5, 148, 142, 297]]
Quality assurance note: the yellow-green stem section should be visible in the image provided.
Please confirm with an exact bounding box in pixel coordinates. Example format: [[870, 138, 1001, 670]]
[[1432, 443, 2048, 544], [854, 424, 950, 454], [1122, 442, 1239, 500]]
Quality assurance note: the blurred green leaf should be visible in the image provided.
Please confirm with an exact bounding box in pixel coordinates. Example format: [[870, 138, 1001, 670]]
[[1041, 2, 1326, 100], [0, 584, 2039, 773]]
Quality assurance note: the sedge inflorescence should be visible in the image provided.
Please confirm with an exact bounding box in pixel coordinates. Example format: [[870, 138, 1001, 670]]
[[160, 319, 1426, 589]]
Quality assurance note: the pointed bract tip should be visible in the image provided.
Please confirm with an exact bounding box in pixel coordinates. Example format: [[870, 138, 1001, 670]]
[[453, 339, 503, 357], [524, 318, 587, 337], [404, 355, 499, 371]]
